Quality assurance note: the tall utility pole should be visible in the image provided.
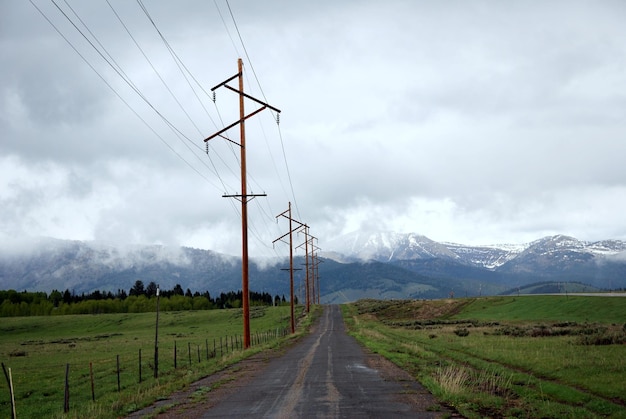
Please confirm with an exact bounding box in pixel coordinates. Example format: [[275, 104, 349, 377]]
[[273, 202, 304, 334], [154, 285, 160, 378], [303, 226, 310, 312], [204, 59, 280, 349], [296, 225, 311, 312], [310, 247, 323, 304], [310, 249, 317, 304], [308, 236, 319, 304]]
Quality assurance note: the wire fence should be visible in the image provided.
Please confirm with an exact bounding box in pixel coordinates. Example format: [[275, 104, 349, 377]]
[[1, 327, 290, 418]]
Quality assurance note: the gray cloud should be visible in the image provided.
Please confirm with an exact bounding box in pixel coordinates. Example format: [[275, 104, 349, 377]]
[[2, 1, 626, 257]]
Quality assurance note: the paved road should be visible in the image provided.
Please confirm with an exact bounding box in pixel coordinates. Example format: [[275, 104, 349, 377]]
[[201, 305, 449, 418]]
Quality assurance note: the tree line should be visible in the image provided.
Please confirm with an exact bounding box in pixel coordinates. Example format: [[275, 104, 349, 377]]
[[0, 280, 292, 317]]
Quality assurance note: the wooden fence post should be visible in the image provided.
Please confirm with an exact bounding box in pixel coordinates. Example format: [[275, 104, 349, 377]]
[[116, 355, 120, 392], [139, 349, 142, 383], [64, 363, 70, 413], [2, 363, 16, 419], [8, 367, 16, 419], [90, 362, 95, 401]]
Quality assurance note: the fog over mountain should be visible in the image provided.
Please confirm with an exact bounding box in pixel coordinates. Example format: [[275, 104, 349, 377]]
[[1, 232, 625, 303], [3, 2, 626, 260]]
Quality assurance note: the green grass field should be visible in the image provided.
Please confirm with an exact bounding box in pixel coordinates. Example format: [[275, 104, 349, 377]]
[[343, 296, 626, 418], [4, 296, 625, 418], [451, 295, 626, 323], [0, 306, 296, 418]]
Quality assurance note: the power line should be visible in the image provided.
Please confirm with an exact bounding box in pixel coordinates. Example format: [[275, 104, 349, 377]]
[[276, 124, 302, 220], [213, 0, 240, 58], [33, 1, 303, 257], [131, 0, 241, 198], [29, 0, 222, 192], [109, 0, 204, 136], [225, 0, 264, 103], [224, 0, 301, 220], [48, 0, 247, 200]]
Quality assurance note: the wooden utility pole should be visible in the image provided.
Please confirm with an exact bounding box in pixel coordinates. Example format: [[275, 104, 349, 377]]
[[300, 225, 311, 312], [273, 202, 305, 333], [205, 59, 280, 348], [308, 236, 319, 304], [154, 285, 160, 378], [236, 57, 251, 349], [310, 245, 323, 304]]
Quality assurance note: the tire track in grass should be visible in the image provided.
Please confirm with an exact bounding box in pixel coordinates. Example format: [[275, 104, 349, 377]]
[[377, 326, 625, 415]]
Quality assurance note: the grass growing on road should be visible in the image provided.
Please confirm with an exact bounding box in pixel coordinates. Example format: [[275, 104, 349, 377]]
[[342, 296, 626, 418], [0, 306, 298, 418]]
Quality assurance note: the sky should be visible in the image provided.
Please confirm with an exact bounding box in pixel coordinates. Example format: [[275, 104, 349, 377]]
[[2, 0, 626, 258]]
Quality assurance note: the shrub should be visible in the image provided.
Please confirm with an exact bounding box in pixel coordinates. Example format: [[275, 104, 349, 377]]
[[454, 327, 470, 337], [577, 331, 626, 346]]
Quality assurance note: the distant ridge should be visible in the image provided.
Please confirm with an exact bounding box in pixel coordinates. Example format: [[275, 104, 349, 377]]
[[1, 233, 625, 302]]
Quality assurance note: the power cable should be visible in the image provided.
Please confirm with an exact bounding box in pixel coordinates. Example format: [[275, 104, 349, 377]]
[[47, 0, 196, 152], [213, 0, 240, 58], [37, 0, 303, 255], [128, 0, 241, 197], [29, 0, 222, 192], [56, 0, 239, 199], [224, 0, 301, 220]]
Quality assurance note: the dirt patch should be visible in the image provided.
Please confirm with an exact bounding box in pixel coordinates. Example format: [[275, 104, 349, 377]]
[[355, 298, 471, 321]]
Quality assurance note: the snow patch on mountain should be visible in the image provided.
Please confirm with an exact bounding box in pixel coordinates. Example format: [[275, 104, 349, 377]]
[[322, 232, 626, 270], [443, 242, 527, 269], [324, 231, 457, 262]]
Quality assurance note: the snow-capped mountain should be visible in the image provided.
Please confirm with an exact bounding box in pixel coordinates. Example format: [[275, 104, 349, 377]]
[[324, 231, 459, 262], [443, 242, 525, 269], [497, 235, 626, 277], [319, 232, 626, 301], [322, 231, 626, 270], [1, 233, 625, 302]]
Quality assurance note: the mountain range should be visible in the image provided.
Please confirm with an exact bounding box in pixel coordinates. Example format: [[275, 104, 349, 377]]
[[320, 232, 626, 302], [1, 233, 625, 303]]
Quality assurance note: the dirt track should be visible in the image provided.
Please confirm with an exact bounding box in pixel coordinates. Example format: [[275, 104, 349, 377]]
[[128, 305, 457, 418]]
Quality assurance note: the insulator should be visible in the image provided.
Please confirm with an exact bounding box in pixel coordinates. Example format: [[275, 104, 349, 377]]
[[212, 91, 216, 103], [205, 142, 209, 155], [276, 113, 280, 125]]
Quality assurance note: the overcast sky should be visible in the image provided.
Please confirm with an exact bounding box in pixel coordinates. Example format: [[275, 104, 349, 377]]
[[2, 1, 626, 258]]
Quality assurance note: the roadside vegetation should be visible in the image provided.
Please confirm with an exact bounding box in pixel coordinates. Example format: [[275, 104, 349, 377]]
[[342, 296, 626, 418], [0, 305, 315, 418]]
